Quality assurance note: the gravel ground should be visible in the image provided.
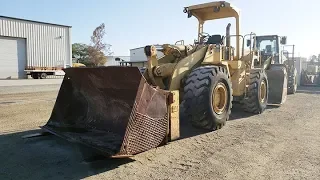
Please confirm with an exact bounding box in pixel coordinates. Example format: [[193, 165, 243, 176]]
[[0, 84, 61, 95], [0, 79, 62, 95], [0, 79, 62, 87], [1, 86, 320, 180]]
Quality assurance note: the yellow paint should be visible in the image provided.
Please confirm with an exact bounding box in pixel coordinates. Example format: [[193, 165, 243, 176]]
[[184, 1, 241, 60], [72, 63, 86, 67], [168, 46, 208, 90], [230, 68, 246, 96], [202, 45, 222, 64], [169, 90, 180, 141]]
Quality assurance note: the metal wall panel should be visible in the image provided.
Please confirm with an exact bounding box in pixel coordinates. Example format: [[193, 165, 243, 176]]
[[0, 17, 71, 68], [0, 36, 26, 79]]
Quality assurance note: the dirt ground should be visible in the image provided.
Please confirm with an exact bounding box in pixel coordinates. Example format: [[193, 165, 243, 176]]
[[1, 86, 320, 180]]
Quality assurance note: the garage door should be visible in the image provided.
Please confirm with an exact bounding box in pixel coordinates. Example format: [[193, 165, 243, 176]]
[[0, 36, 27, 79]]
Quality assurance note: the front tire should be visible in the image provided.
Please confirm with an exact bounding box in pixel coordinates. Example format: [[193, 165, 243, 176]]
[[242, 70, 268, 114], [182, 66, 233, 131]]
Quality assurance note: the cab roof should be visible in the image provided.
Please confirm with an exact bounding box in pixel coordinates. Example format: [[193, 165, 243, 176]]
[[184, 1, 240, 22]]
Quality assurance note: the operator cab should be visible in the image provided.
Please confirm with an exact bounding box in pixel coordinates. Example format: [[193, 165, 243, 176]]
[[195, 34, 224, 45], [256, 35, 287, 64], [184, 1, 241, 60], [205, 34, 223, 45]]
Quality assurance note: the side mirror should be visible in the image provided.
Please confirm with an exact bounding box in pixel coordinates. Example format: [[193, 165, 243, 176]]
[[246, 39, 251, 47], [280, 37, 287, 45]]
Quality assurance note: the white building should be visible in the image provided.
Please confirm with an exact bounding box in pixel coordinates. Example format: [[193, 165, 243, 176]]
[[130, 46, 164, 63], [104, 56, 130, 66], [0, 15, 72, 79]]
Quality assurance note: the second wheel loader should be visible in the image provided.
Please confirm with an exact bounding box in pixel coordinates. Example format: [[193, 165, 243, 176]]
[[255, 35, 297, 94], [28, 1, 287, 158], [300, 55, 320, 86]]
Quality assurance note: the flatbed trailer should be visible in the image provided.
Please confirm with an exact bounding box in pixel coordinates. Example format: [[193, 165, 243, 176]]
[[24, 69, 65, 79], [24, 66, 67, 79]]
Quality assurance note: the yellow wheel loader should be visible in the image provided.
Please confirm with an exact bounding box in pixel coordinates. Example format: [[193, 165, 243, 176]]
[[282, 44, 297, 94], [142, 1, 287, 129], [300, 55, 320, 86], [255, 35, 297, 95], [25, 1, 287, 158]]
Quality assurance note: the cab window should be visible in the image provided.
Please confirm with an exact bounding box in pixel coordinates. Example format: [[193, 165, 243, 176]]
[[257, 39, 277, 54]]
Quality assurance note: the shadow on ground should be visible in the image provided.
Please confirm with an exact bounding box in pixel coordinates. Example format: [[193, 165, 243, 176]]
[[0, 94, 290, 180], [228, 103, 279, 121], [178, 86, 319, 140], [1, 103, 263, 180], [178, 102, 273, 138], [0, 129, 134, 180], [228, 103, 256, 121], [296, 86, 320, 95]]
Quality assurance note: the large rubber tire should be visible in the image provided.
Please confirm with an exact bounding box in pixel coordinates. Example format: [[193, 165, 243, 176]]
[[287, 68, 297, 94], [242, 70, 268, 114], [31, 73, 39, 79], [182, 66, 233, 131]]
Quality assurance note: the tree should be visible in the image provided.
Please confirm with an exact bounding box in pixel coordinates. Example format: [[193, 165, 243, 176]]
[[72, 43, 90, 65], [310, 55, 317, 63], [88, 23, 113, 66]]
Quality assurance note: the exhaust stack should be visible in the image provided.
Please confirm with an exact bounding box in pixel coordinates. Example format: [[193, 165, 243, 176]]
[[225, 23, 231, 60], [226, 23, 231, 47]]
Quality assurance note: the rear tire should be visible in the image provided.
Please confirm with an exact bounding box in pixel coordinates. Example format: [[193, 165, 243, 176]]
[[182, 66, 233, 131], [242, 70, 268, 114], [31, 73, 39, 79], [39, 73, 47, 79], [287, 68, 297, 94]]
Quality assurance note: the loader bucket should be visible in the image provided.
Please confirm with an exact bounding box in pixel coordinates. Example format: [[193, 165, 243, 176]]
[[266, 64, 288, 105], [41, 66, 171, 157]]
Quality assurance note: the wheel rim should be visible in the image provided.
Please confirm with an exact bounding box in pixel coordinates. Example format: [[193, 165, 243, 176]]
[[40, 73, 46, 79], [260, 80, 267, 103], [212, 82, 228, 114]]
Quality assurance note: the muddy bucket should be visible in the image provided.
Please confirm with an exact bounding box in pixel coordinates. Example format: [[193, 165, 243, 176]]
[[41, 66, 171, 157]]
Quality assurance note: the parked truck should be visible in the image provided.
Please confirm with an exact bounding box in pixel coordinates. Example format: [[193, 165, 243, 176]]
[[25, 62, 86, 79]]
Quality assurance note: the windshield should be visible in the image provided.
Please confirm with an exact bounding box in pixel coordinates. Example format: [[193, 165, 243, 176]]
[[256, 36, 278, 54]]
